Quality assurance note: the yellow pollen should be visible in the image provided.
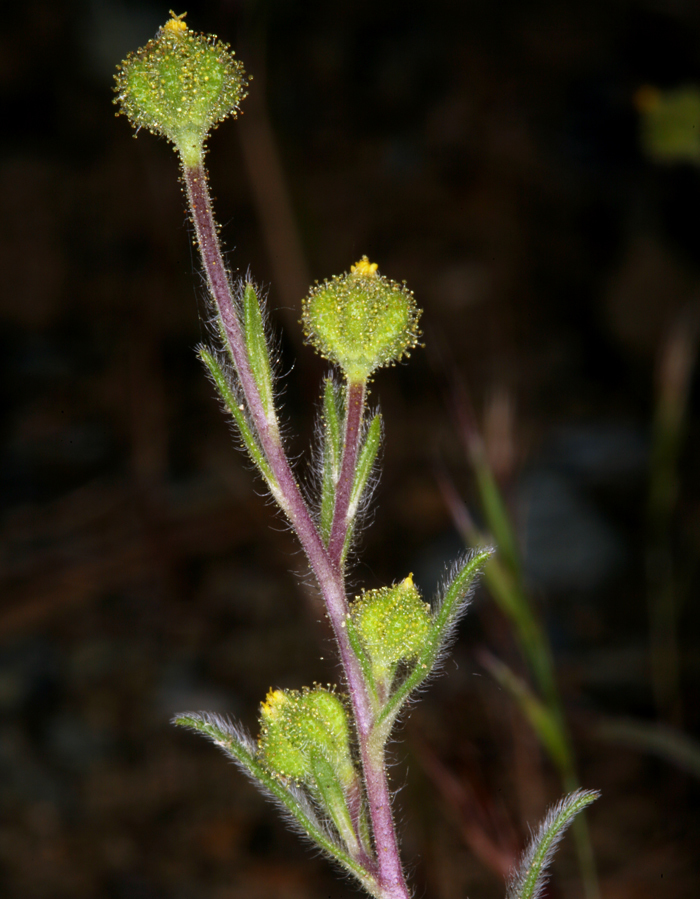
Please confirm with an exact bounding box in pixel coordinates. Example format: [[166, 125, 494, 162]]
[[350, 256, 379, 276], [261, 689, 287, 717], [162, 10, 189, 35]]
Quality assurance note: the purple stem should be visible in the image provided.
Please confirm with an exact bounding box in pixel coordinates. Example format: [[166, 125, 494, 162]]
[[183, 163, 409, 899], [328, 378, 366, 567]]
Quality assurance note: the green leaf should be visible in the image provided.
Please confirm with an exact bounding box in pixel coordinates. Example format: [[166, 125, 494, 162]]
[[243, 283, 276, 421], [173, 713, 380, 896], [198, 347, 275, 485], [506, 789, 600, 899], [320, 378, 344, 544], [309, 753, 361, 857], [347, 412, 382, 524]]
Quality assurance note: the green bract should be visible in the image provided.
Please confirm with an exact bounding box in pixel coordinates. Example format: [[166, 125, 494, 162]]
[[350, 575, 432, 688], [113, 12, 247, 167], [258, 687, 355, 787], [302, 257, 421, 382]]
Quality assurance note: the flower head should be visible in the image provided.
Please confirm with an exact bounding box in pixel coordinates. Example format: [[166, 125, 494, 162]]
[[113, 12, 247, 166], [302, 257, 422, 382]]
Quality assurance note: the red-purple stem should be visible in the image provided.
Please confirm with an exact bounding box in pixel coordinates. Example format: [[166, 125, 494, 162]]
[[328, 378, 366, 567], [183, 162, 409, 899]]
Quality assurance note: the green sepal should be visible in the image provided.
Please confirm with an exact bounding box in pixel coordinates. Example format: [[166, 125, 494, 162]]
[[198, 347, 275, 488], [173, 713, 379, 896], [506, 789, 600, 899], [376, 549, 492, 738], [243, 283, 276, 422], [320, 378, 344, 544], [309, 752, 361, 857]]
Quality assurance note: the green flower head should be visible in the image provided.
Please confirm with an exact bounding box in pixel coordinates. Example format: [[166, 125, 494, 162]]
[[113, 11, 247, 167], [350, 574, 432, 688], [258, 687, 355, 787], [302, 257, 422, 382]]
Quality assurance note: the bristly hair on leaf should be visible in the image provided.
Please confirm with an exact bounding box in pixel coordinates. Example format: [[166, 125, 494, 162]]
[[506, 789, 600, 899]]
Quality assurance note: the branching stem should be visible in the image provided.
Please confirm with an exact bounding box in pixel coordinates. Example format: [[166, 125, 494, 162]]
[[183, 162, 409, 899]]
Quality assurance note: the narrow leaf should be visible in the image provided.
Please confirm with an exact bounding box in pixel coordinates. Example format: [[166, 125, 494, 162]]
[[173, 713, 379, 895], [506, 789, 600, 899], [339, 412, 382, 563], [348, 413, 382, 523], [310, 753, 361, 858], [199, 347, 275, 487], [320, 378, 344, 544], [243, 282, 276, 420]]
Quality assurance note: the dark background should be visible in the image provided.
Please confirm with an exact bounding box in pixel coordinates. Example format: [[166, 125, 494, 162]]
[[1, 1, 699, 897]]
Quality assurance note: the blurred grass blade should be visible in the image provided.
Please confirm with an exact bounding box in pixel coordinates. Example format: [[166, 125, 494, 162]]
[[647, 302, 700, 721], [481, 652, 572, 774], [438, 469, 559, 709], [598, 717, 700, 779]]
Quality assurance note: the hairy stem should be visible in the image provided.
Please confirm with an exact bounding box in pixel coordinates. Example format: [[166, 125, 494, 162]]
[[183, 161, 409, 899], [328, 378, 367, 566]]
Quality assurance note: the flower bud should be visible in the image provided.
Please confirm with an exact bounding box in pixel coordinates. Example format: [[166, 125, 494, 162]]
[[302, 257, 421, 382], [258, 687, 355, 787], [113, 11, 247, 167], [350, 574, 432, 689]]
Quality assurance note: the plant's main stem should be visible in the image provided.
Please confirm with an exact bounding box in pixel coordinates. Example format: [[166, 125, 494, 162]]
[[183, 161, 410, 899]]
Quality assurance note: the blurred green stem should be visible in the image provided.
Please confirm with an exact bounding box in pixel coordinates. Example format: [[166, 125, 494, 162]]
[[646, 304, 699, 724]]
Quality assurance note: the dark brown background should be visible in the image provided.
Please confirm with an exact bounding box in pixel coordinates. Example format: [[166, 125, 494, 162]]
[[1, 1, 699, 897]]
